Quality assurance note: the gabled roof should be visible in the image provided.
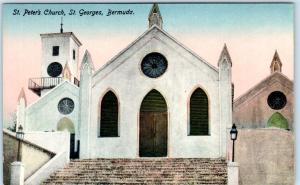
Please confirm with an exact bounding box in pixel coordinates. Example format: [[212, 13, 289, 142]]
[[234, 72, 293, 108], [26, 81, 79, 111], [93, 25, 218, 78]]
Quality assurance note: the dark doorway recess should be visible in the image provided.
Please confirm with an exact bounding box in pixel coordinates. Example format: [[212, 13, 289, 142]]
[[139, 90, 168, 157]]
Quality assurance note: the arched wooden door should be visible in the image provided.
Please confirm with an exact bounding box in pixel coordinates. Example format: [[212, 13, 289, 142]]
[[139, 90, 168, 157]]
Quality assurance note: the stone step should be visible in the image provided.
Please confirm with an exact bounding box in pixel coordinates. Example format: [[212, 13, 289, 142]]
[[55, 168, 227, 172], [48, 175, 226, 180], [43, 158, 227, 184]]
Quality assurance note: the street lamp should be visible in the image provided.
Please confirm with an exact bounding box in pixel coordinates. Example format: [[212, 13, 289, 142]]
[[16, 125, 24, 161], [230, 123, 238, 162]]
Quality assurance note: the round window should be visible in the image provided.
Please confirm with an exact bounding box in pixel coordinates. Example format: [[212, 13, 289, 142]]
[[141, 52, 168, 78], [47, 62, 63, 77], [267, 91, 287, 110], [58, 98, 74, 115]]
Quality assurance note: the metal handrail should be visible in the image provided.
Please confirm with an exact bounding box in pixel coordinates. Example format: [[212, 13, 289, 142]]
[[29, 77, 80, 96], [29, 77, 62, 89]]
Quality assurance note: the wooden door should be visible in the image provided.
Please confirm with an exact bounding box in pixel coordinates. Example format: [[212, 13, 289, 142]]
[[70, 133, 76, 159], [154, 112, 167, 156], [139, 112, 167, 157]]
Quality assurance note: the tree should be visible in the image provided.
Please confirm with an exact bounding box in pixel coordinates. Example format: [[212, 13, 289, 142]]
[[7, 112, 17, 132]]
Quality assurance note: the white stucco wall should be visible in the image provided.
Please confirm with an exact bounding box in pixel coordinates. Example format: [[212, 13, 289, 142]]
[[81, 27, 230, 158], [41, 34, 80, 79], [25, 81, 79, 146], [24, 134, 70, 185], [25, 151, 69, 185], [22, 142, 52, 179], [3, 130, 54, 184], [69, 37, 80, 78], [24, 131, 70, 154]]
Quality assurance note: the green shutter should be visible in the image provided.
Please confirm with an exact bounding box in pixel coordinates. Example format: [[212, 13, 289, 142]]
[[140, 90, 167, 112], [100, 91, 119, 137], [190, 88, 209, 135]]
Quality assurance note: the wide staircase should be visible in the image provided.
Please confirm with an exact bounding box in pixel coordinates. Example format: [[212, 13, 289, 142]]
[[43, 158, 227, 184]]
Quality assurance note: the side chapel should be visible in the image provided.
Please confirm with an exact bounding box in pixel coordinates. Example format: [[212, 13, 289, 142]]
[[233, 51, 294, 130]]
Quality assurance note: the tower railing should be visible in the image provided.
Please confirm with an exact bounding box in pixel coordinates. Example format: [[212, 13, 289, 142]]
[[28, 77, 62, 96]]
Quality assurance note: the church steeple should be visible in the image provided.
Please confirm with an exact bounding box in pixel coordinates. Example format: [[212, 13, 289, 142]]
[[81, 50, 95, 71], [148, 3, 163, 29], [17, 87, 27, 106], [270, 50, 282, 74], [218, 44, 232, 67]]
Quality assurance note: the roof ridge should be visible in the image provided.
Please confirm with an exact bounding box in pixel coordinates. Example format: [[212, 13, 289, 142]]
[[234, 72, 293, 108], [93, 25, 218, 77]]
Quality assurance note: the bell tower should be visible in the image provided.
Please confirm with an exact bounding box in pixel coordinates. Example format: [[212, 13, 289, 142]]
[[40, 19, 82, 81], [29, 20, 82, 96]]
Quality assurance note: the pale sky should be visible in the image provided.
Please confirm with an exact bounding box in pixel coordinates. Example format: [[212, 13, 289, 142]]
[[2, 3, 294, 122]]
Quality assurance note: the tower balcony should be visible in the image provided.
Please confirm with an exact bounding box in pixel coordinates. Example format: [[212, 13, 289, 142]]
[[28, 77, 80, 96]]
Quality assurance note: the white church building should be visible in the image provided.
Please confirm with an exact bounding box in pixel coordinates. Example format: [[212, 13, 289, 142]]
[[17, 4, 233, 160]]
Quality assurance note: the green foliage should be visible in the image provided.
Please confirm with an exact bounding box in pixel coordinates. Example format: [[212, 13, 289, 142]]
[[7, 123, 16, 132], [267, 112, 289, 129], [6, 112, 17, 132]]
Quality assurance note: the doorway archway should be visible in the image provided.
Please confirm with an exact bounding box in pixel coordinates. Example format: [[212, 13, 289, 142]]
[[139, 89, 168, 157], [57, 117, 78, 158]]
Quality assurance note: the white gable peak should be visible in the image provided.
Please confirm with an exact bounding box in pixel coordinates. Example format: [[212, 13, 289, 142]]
[[80, 50, 95, 71], [218, 43, 232, 67]]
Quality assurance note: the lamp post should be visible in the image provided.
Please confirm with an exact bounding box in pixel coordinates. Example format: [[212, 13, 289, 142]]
[[16, 125, 24, 161], [230, 123, 238, 162]]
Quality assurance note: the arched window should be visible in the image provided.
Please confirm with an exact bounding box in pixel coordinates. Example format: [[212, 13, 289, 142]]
[[57, 117, 75, 133], [189, 88, 209, 135], [100, 91, 119, 137], [267, 112, 289, 130]]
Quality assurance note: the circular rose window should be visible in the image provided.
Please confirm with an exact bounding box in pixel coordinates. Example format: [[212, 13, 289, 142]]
[[58, 98, 74, 115], [267, 91, 287, 110], [141, 52, 168, 78]]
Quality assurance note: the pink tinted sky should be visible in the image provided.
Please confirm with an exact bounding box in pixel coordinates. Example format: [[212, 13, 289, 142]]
[[3, 31, 294, 118], [2, 3, 294, 121]]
